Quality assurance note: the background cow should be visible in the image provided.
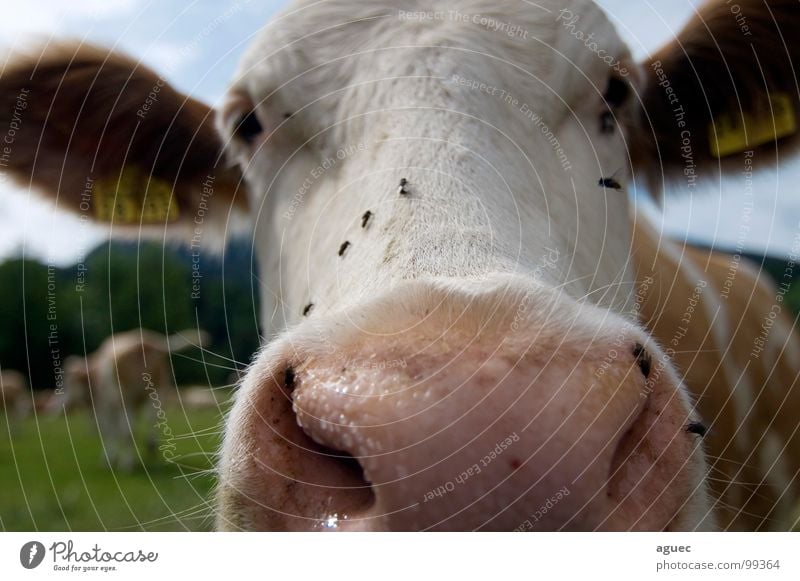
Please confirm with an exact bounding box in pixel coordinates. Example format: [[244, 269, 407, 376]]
[[1, 0, 799, 529], [54, 329, 209, 471], [0, 368, 29, 420]]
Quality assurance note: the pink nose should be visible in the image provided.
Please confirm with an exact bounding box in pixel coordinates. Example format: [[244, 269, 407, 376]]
[[218, 316, 708, 531]]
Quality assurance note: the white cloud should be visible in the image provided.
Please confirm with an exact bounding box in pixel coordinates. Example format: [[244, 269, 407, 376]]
[[597, 0, 703, 60], [79, 0, 139, 19], [0, 183, 107, 266], [0, 0, 139, 40], [140, 40, 198, 77]]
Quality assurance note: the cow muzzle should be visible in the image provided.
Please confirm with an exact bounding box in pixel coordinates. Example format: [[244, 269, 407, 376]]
[[217, 278, 712, 531]]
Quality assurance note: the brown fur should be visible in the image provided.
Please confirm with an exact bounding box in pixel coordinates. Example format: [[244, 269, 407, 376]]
[[634, 217, 800, 530], [0, 41, 244, 230], [632, 0, 800, 191]]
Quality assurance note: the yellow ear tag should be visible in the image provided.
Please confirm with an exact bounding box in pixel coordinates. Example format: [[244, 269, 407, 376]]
[[93, 166, 179, 223], [709, 93, 797, 158]]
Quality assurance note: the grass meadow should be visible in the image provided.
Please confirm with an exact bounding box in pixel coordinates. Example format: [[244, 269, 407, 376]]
[[0, 400, 227, 531]]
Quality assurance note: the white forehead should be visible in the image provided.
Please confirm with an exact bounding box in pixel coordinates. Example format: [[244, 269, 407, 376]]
[[232, 0, 630, 122]]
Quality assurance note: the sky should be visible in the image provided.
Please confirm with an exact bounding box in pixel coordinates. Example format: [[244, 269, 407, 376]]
[[1, 0, 797, 265]]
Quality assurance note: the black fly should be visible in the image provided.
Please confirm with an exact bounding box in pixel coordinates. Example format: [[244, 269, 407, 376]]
[[398, 178, 409, 195], [598, 170, 624, 191], [361, 210, 373, 228]]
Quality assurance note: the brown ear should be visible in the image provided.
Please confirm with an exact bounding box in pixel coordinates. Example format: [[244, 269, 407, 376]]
[[631, 0, 800, 192], [0, 41, 244, 230]]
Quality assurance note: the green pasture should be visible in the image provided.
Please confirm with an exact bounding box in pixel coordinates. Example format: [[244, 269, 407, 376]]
[[0, 401, 227, 531]]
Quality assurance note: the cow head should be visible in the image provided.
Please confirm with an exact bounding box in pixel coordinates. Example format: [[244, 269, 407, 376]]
[[2, 0, 799, 530]]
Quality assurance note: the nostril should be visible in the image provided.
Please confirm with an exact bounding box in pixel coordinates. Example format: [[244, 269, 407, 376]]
[[605, 395, 652, 498], [600, 372, 702, 530], [278, 364, 376, 528], [607, 421, 642, 491], [292, 427, 377, 530], [286, 367, 364, 479], [314, 446, 371, 493]]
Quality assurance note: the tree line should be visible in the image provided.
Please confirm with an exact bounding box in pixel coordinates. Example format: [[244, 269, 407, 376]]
[[1, 240, 798, 391], [0, 240, 261, 389]]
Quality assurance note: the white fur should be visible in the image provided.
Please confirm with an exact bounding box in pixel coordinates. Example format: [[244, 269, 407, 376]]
[[219, 0, 637, 337]]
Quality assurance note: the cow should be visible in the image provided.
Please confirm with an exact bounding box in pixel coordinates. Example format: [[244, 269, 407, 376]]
[[0, 368, 30, 419], [179, 386, 231, 411], [1, 0, 799, 530], [53, 329, 208, 471]]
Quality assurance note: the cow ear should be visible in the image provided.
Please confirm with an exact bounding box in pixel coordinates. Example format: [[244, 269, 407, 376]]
[[0, 41, 245, 233], [630, 0, 800, 193]]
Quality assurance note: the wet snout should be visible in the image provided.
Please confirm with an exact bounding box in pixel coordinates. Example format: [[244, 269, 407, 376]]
[[217, 280, 711, 531]]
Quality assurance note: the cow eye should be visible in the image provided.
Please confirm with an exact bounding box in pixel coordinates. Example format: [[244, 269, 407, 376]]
[[604, 76, 630, 108], [235, 111, 263, 144]]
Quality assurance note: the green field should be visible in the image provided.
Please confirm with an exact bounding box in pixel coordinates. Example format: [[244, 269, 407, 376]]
[[0, 403, 226, 531]]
